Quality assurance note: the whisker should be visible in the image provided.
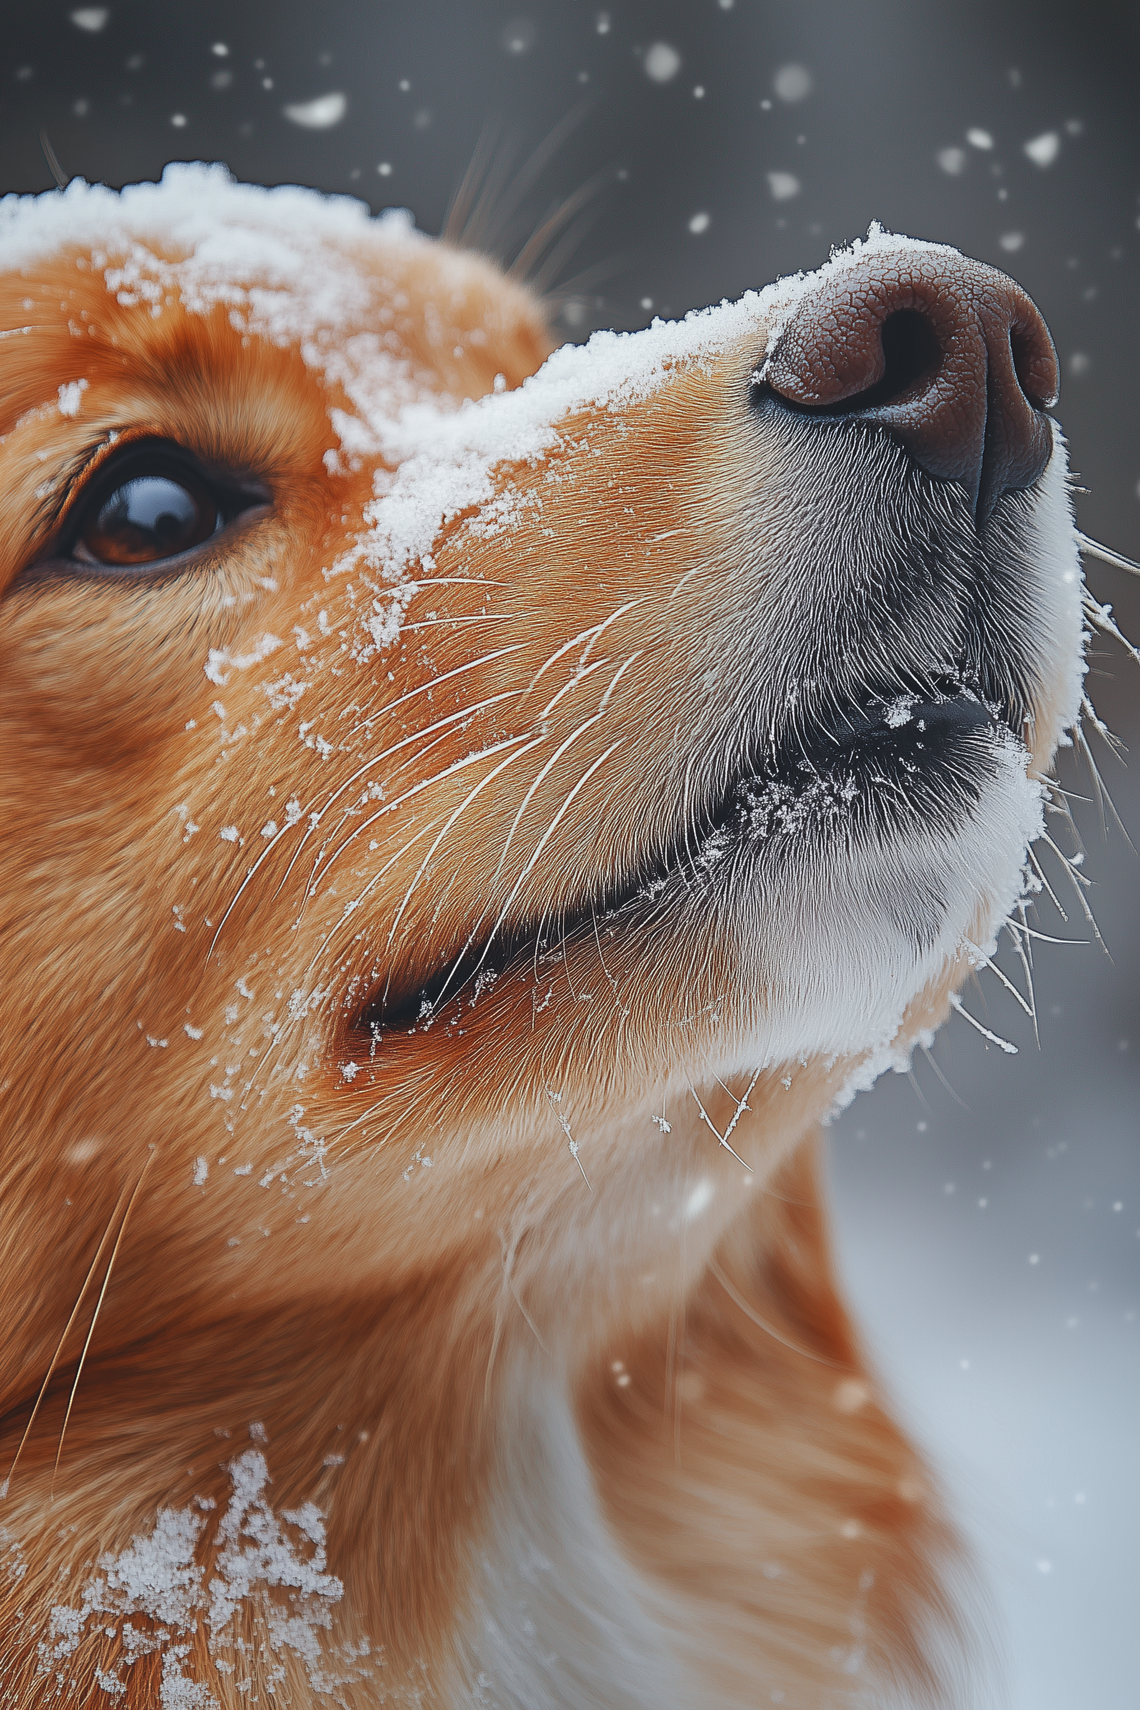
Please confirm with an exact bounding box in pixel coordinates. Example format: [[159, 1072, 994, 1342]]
[[1026, 845, 1068, 923], [209, 677, 525, 954], [1007, 914, 1040, 1047], [546, 1090, 591, 1190], [51, 1148, 156, 1498], [452, 740, 626, 1000], [2, 1184, 130, 1498], [948, 994, 1018, 1054], [510, 165, 612, 284], [538, 656, 610, 720], [1077, 530, 1140, 579], [1073, 717, 1133, 850], [961, 938, 1035, 1022], [1082, 587, 1140, 668], [721, 1068, 763, 1152], [523, 599, 645, 699], [1038, 831, 1108, 951], [686, 1080, 752, 1169], [458, 106, 590, 262], [919, 1042, 972, 1113], [1004, 919, 1083, 946], [398, 577, 508, 589], [382, 735, 547, 956], [397, 613, 528, 633], [709, 1259, 842, 1368], [597, 650, 642, 711], [426, 710, 614, 1010], [300, 812, 451, 983], [304, 720, 527, 905]]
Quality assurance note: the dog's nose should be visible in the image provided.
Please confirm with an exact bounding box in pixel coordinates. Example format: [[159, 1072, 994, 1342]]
[[759, 245, 1059, 523]]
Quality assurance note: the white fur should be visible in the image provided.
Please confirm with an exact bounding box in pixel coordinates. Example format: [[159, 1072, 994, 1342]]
[[460, 1360, 697, 1710]]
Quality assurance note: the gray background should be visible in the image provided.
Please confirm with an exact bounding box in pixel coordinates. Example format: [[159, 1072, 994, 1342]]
[[1, 3, 1136, 1703]]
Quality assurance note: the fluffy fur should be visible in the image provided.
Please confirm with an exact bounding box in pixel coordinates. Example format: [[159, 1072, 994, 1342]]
[[0, 168, 1083, 1708]]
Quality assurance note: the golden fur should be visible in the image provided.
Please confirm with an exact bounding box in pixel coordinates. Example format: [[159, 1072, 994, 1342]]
[[0, 179, 1078, 1707]]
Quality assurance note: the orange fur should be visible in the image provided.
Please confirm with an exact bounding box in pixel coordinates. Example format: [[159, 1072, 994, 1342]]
[[0, 182, 1076, 1708]]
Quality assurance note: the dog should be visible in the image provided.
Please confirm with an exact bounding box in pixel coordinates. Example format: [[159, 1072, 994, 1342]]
[[0, 163, 1087, 1708]]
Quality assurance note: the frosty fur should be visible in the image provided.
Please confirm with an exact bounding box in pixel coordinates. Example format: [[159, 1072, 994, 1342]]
[[0, 167, 1084, 1708]]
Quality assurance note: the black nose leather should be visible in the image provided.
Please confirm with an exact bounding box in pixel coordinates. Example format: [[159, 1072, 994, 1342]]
[[758, 246, 1059, 524]]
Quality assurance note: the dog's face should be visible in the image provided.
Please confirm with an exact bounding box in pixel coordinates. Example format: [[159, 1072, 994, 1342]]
[[0, 170, 1082, 1342]]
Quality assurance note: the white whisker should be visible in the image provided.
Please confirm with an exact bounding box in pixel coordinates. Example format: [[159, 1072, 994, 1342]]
[[1077, 530, 1140, 578], [523, 598, 645, 698], [51, 1148, 156, 1497], [305, 724, 527, 905], [597, 650, 643, 711], [398, 612, 528, 633], [1082, 587, 1140, 668], [2, 1183, 131, 1497], [948, 994, 1017, 1054], [709, 1258, 841, 1367], [538, 656, 610, 719], [962, 937, 1034, 1022], [458, 740, 626, 995], [428, 709, 617, 1009], [383, 735, 547, 955], [686, 1080, 752, 1169]]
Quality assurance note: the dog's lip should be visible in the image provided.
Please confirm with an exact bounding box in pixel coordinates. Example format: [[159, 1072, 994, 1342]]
[[351, 682, 1009, 1043]]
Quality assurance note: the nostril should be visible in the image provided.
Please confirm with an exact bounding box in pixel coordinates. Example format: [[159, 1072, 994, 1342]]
[[764, 308, 943, 417], [876, 310, 943, 402], [833, 310, 942, 413]]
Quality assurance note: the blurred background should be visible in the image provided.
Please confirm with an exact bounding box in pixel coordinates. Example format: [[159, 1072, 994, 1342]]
[[1, 2, 1136, 1703]]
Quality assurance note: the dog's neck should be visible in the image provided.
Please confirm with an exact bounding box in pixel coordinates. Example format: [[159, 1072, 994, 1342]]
[[2, 1087, 818, 1704]]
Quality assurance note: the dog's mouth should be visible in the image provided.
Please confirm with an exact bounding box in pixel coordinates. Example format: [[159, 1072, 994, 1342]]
[[354, 678, 1018, 1042]]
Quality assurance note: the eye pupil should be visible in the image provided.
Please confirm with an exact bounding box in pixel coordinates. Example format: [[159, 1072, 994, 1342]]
[[82, 472, 217, 566]]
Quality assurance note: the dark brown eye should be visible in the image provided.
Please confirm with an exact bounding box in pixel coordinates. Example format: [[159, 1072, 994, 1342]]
[[77, 471, 219, 567]]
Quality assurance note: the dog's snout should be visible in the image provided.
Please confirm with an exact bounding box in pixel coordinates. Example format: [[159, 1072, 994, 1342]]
[[759, 247, 1059, 523]]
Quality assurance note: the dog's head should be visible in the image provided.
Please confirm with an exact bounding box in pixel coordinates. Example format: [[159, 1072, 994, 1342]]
[[0, 167, 1082, 1332]]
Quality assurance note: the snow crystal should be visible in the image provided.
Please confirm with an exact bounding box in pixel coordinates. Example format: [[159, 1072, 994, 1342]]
[[767, 172, 801, 202], [204, 632, 283, 687], [39, 1451, 345, 1697], [1024, 130, 1061, 168], [644, 42, 681, 82], [773, 64, 812, 102], [283, 92, 348, 130], [207, 1450, 342, 1633], [160, 1649, 218, 1710], [57, 378, 89, 417]]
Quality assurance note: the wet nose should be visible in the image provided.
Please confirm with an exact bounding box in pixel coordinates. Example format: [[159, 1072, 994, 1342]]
[[758, 244, 1059, 524]]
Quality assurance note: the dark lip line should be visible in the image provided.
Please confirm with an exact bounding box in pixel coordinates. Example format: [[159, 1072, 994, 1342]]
[[353, 679, 1011, 1040]]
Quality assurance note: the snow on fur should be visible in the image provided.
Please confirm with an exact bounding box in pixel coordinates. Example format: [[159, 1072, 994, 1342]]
[[38, 1450, 361, 1704], [0, 164, 962, 656]]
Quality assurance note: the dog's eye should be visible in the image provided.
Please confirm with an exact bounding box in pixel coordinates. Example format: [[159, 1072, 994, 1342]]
[[55, 444, 266, 576], [77, 470, 219, 567]]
